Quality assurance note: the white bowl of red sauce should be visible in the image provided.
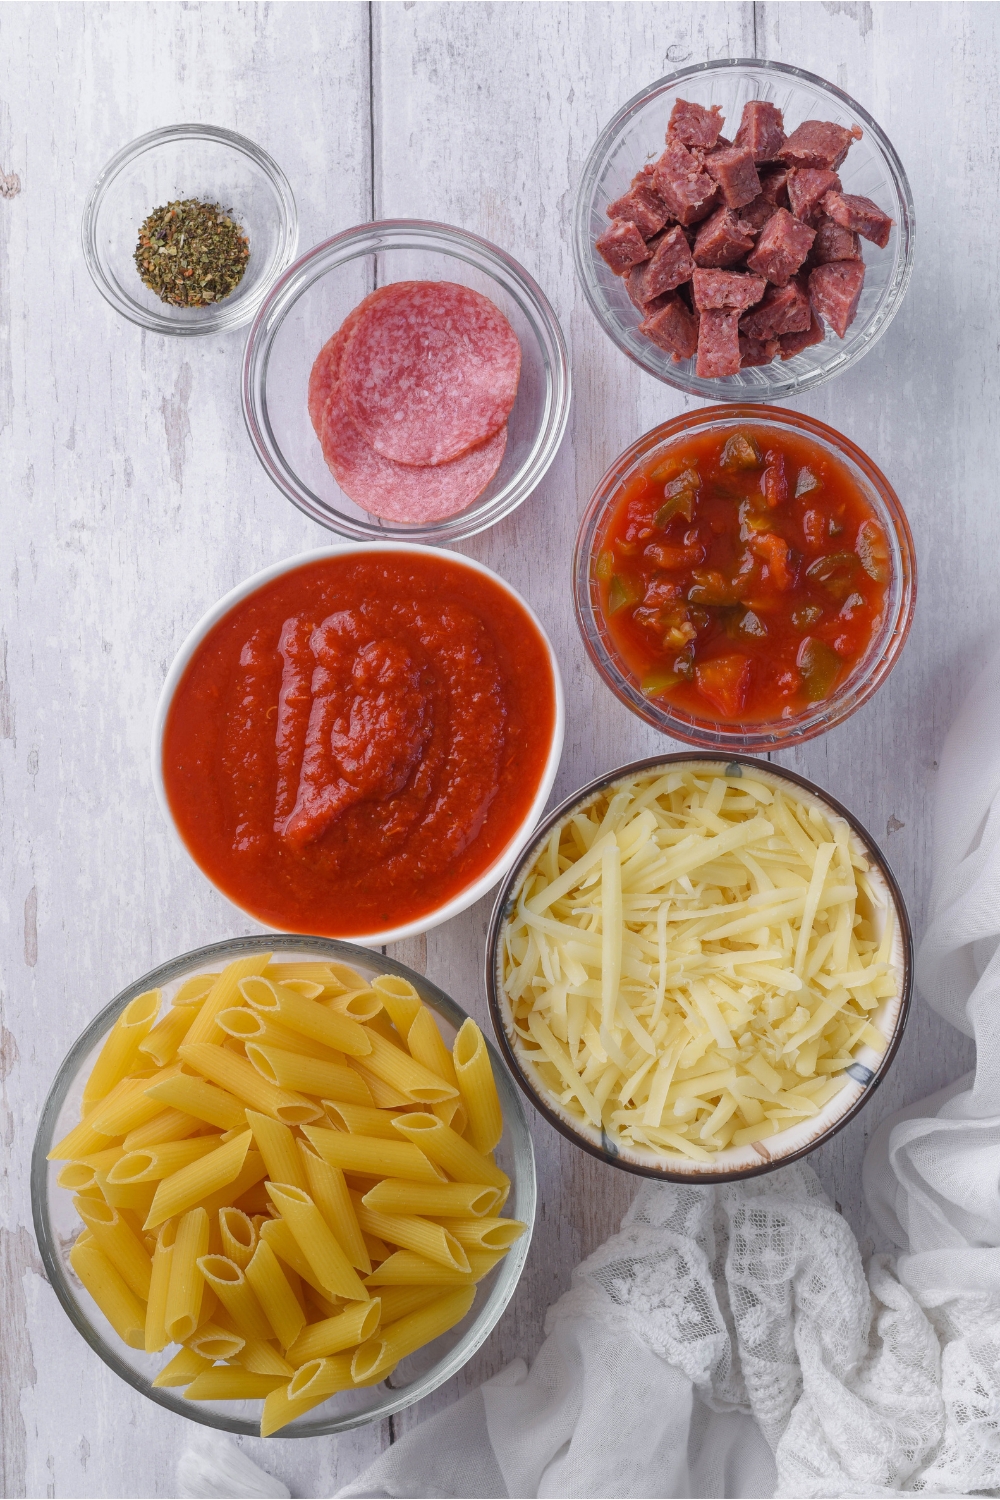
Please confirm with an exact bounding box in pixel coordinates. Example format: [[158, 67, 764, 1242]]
[[153, 546, 564, 943], [574, 406, 915, 751]]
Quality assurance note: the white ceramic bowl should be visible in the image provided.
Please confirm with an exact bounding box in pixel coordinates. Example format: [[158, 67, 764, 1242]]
[[152, 544, 565, 945]]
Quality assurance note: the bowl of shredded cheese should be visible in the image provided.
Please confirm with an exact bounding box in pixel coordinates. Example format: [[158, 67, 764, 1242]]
[[487, 755, 910, 1180]]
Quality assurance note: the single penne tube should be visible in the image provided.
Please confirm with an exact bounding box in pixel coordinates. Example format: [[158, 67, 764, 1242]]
[[58, 1162, 104, 1192], [359, 1030, 457, 1104], [260, 1354, 355, 1437], [375, 1285, 442, 1323], [184, 1369, 287, 1401], [391, 1113, 509, 1191], [144, 1131, 253, 1230], [178, 1043, 320, 1125], [351, 1286, 476, 1384], [361, 1180, 501, 1219], [184, 956, 274, 1048], [327, 989, 383, 1022], [171, 973, 219, 1007], [145, 1220, 176, 1352], [185, 1319, 246, 1361], [322, 1102, 404, 1140], [164, 1206, 210, 1342], [123, 1109, 202, 1152], [466, 1247, 509, 1282], [107, 1136, 222, 1185], [432, 1097, 469, 1135], [151, 1346, 212, 1387], [258, 1218, 342, 1302], [352, 1196, 470, 1273], [82, 990, 162, 1107], [245, 1240, 305, 1350], [298, 1142, 370, 1274], [86, 1072, 176, 1138], [267, 1184, 369, 1303], [143, 1073, 247, 1132], [229, 1175, 272, 1219], [73, 1196, 152, 1299], [222, 1010, 347, 1064], [245, 1110, 308, 1191], [57, 1146, 123, 1190], [47, 1115, 117, 1162], [214, 1007, 266, 1041], [70, 1239, 147, 1349], [235, 1337, 295, 1377], [264, 962, 344, 987], [94, 1170, 157, 1216], [219, 1207, 257, 1269], [370, 975, 422, 1037], [285, 1298, 381, 1367], [240, 977, 371, 1058], [453, 1019, 504, 1154], [445, 1217, 527, 1251], [363, 1250, 474, 1287], [349, 1062, 410, 1109], [197, 1253, 274, 1341], [407, 1006, 459, 1088], [198, 1149, 267, 1220], [246, 1044, 372, 1108], [137, 1004, 198, 1067], [302, 1125, 446, 1185]]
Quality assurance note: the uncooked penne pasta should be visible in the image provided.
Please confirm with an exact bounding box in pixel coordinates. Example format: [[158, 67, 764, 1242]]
[[184, 956, 273, 1047], [247, 1044, 373, 1108], [184, 1369, 287, 1401], [235, 1337, 295, 1376], [360, 1029, 457, 1105], [258, 1218, 339, 1301], [82, 990, 161, 1107], [267, 1183, 368, 1302], [197, 1254, 274, 1341], [178, 1044, 320, 1125], [123, 1108, 202, 1151], [350, 1062, 411, 1109], [185, 1319, 245, 1361], [453, 1019, 504, 1155], [445, 1217, 527, 1251], [94, 1170, 157, 1217], [361, 1179, 501, 1219], [240, 977, 371, 1058], [172, 974, 219, 1007], [47, 1115, 114, 1162], [303, 1126, 446, 1185], [151, 1347, 212, 1387], [375, 1285, 443, 1323], [143, 1073, 247, 1131], [285, 1298, 381, 1367], [322, 1102, 403, 1140], [261, 1354, 355, 1438], [137, 1004, 197, 1067], [107, 1136, 222, 1184], [298, 1141, 369, 1274], [352, 1195, 470, 1273], [57, 1147, 122, 1190], [391, 1113, 509, 1191], [164, 1206, 209, 1342], [87, 1071, 177, 1137], [407, 1006, 459, 1088], [145, 1130, 254, 1229], [327, 989, 383, 1022], [363, 1250, 474, 1287], [370, 975, 422, 1037], [145, 1220, 176, 1353], [245, 1240, 305, 1350], [70, 1239, 146, 1349], [219, 1207, 257, 1269], [245, 1110, 308, 1192], [351, 1286, 476, 1384], [73, 1196, 152, 1299]]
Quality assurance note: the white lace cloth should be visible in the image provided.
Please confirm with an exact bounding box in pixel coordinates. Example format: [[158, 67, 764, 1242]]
[[179, 656, 1000, 1500]]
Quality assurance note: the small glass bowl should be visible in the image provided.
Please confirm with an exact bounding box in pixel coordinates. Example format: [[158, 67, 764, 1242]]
[[31, 934, 536, 1437], [487, 753, 912, 1184], [573, 404, 916, 752], [82, 125, 298, 336], [241, 221, 571, 543], [574, 58, 914, 399]]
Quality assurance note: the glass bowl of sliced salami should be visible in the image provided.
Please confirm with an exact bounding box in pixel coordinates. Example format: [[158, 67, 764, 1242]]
[[242, 222, 571, 543], [574, 59, 914, 400]]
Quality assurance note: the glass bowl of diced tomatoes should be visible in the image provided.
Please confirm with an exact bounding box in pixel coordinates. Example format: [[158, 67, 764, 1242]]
[[573, 405, 916, 751]]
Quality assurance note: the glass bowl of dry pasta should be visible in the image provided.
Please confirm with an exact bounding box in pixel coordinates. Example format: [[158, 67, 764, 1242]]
[[486, 754, 911, 1182], [32, 935, 534, 1436]]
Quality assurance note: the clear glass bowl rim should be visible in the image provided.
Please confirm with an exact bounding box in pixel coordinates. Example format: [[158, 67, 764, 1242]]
[[485, 751, 913, 1185], [240, 218, 572, 543], [573, 403, 917, 752], [572, 56, 916, 400], [81, 122, 299, 336], [31, 934, 537, 1436]]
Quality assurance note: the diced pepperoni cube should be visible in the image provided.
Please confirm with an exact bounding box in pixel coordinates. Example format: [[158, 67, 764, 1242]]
[[740, 281, 811, 339], [786, 167, 841, 222], [696, 308, 741, 378], [779, 311, 826, 359], [739, 194, 777, 233], [607, 169, 671, 239], [596, 219, 654, 274], [639, 293, 700, 361], [652, 141, 719, 226], [693, 207, 756, 268], [641, 225, 697, 297], [668, 98, 725, 149], [808, 261, 865, 338], [820, 191, 893, 249], [692, 268, 766, 311], [739, 334, 780, 367], [703, 144, 761, 209], [758, 168, 790, 206], [746, 208, 816, 286], [778, 120, 863, 170], [811, 215, 862, 265], [734, 100, 786, 162]]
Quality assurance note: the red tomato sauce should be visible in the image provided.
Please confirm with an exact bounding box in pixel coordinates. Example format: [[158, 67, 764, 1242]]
[[163, 553, 556, 936], [594, 426, 891, 723]]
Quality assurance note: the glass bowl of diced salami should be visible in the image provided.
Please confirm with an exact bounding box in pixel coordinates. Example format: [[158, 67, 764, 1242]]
[[243, 221, 571, 543], [574, 59, 914, 399]]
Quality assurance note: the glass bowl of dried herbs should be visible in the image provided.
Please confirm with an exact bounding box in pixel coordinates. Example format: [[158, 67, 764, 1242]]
[[82, 124, 298, 336]]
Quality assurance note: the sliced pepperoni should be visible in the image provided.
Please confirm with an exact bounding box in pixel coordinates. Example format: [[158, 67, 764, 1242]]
[[307, 285, 407, 441], [320, 398, 507, 523], [339, 281, 521, 467]]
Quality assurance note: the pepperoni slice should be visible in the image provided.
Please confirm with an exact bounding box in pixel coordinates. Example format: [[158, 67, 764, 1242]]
[[307, 285, 409, 441], [320, 399, 507, 524], [339, 281, 521, 467]]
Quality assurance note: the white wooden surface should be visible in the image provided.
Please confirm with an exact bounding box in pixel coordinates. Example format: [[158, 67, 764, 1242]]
[[0, 2, 987, 1494]]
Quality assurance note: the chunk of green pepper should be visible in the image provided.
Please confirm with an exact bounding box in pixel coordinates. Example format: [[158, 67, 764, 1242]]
[[720, 432, 762, 471], [856, 519, 890, 583], [805, 551, 859, 600], [595, 550, 616, 581], [791, 604, 823, 631], [641, 667, 682, 698], [607, 574, 641, 615], [654, 468, 700, 527], [794, 466, 821, 498], [797, 637, 841, 700]]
